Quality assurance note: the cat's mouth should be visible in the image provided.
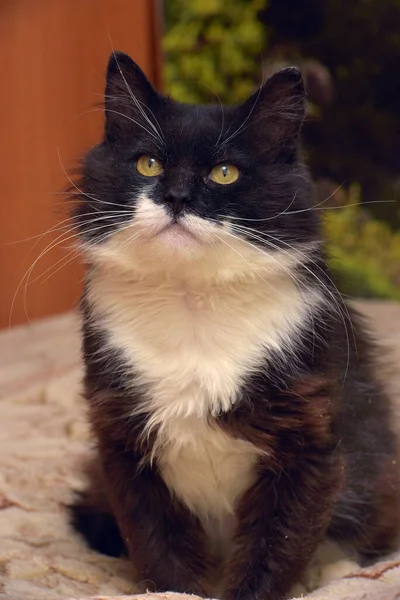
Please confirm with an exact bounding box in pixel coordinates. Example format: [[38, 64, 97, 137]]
[[131, 197, 218, 250], [157, 222, 199, 248]]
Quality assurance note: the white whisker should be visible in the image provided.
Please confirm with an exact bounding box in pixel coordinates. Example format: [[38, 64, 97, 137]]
[[112, 49, 165, 145], [57, 147, 102, 206], [9, 213, 136, 325], [217, 83, 264, 151], [283, 199, 394, 216], [219, 192, 298, 223], [211, 231, 293, 300], [228, 222, 354, 385], [38, 248, 81, 285], [105, 108, 163, 147], [8, 210, 133, 245]]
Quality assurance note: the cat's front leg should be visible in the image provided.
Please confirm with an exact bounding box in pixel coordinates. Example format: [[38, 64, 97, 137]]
[[100, 447, 211, 596], [223, 452, 341, 600]]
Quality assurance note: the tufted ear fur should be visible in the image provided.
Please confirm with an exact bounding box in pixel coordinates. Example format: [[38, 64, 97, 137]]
[[241, 67, 306, 147], [104, 51, 160, 140]]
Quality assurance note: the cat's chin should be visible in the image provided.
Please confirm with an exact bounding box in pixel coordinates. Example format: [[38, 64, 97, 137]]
[[156, 223, 200, 249]]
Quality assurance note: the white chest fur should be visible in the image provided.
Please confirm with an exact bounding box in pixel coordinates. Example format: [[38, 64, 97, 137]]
[[158, 415, 261, 555], [88, 267, 316, 545]]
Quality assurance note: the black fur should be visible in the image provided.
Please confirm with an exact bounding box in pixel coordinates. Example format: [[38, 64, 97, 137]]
[[70, 52, 400, 600], [71, 497, 126, 558], [74, 53, 318, 249]]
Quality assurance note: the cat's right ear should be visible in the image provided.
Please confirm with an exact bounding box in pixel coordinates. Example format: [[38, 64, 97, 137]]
[[104, 52, 160, 140], [241, 67, 306, 147]]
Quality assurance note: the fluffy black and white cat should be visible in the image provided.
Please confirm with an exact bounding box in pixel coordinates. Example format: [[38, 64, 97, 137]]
[[71, 52, 399, 600]]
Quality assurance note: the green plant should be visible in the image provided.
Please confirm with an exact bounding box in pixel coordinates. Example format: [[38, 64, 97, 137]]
[[324, 184, 400, 300], [163, 0, 268, 104]]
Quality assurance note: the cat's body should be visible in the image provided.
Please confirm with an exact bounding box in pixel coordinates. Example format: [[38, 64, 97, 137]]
[[71, 53, 400, 600]]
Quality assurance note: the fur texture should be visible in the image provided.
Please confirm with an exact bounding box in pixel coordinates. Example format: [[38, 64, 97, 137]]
[[70, 52, 400, 600]]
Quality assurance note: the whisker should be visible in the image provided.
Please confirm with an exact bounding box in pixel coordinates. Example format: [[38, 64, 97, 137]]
[[211, 227, 325, 368], [111, 49, 165, 145], [39, 247, 81, 285], [103, 108, 163, 147], [219, 189, 393, 225], [283, 199, 394, 216], [7, 210, 133, 245], [119, 229, 145, 253], [8, 211, 132, 299], [61, 191, 137, 212], [211, 231, 293, 300], [206, 87, 225, 151], [229, 222, 354, 385], [218, 184, 347, 223], [215, 226, 305, 291], [10, 228, 77, 326], [57, 148, 104, 206], [10, 216, 134, 325], [206, 217, 307, 297], [217, 83, 264, 151], [26, 218, 130, 287], [219, 192, 298, 223]]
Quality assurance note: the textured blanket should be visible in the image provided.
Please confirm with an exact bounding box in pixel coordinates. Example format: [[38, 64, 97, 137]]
[[1, 302, 400, 600]]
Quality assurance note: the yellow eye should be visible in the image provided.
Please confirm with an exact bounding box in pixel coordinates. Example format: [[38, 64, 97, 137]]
[[209, 164, 239, 185], [136, 155, 163, 177]]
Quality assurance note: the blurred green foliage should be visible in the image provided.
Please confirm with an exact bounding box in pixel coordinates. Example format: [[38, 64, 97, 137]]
[[163, 0, 400, 300], [163, 0, 267, 104], [324, 185, 400, 300]]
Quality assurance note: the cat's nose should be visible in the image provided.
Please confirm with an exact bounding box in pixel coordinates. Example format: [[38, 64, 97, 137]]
[[164, 187, 191, 216]]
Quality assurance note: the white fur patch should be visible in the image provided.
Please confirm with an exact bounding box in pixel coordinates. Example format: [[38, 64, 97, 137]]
[[158, 417, 262, 556], [84, 196, 322, 550]]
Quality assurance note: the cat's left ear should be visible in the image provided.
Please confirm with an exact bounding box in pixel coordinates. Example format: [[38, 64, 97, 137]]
[[242, 67, 305, 144], [104, 52, 160, 140]]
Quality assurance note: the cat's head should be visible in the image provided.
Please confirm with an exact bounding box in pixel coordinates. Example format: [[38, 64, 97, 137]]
[[74, 52, 320, 283]]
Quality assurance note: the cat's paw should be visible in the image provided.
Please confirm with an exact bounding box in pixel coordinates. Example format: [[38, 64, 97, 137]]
[[301, 540, 360, 592]]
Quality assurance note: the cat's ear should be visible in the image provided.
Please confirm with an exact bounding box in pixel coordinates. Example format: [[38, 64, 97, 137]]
[[104, 52, 160, 139], [243, 67, 305, 145]]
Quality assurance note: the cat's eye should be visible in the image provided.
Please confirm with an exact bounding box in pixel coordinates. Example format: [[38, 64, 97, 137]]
[[209, 164, 239, 185], [136, 155, 163, 177]]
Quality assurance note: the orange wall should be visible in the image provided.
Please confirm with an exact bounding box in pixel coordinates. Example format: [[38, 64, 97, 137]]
[[0, 0, 163, 328]]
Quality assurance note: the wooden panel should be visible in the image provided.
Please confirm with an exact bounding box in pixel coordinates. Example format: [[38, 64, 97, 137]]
[[0, 0, 163, 328]]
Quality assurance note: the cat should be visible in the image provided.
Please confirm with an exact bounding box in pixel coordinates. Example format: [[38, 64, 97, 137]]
[[70, 51, 400, 600]]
